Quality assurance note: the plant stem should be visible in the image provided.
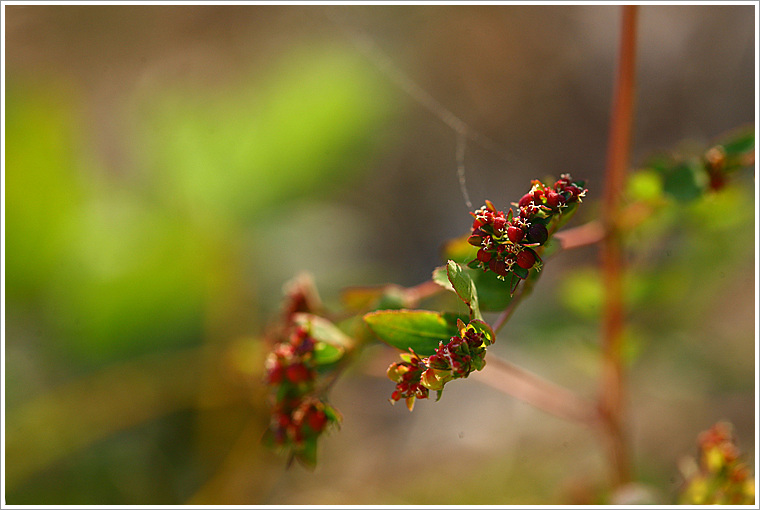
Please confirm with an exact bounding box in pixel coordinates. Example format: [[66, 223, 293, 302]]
[[492, 278, 534, 333], [599, 4, 638, 488], [404, 279, 444, 305], [474, 355, 599, 425], [554, 220, 605, 250]]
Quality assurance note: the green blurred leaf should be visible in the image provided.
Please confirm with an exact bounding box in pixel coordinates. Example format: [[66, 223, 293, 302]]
[[293, 313, 353, 352], [627, 169, 664, 202], [5, 82, 84, 299], [662, 160, 707, 202], [312, 342, 343, 365], [717, 125, 754, 159], [446, 260, 482, 320], [137, 47, 391, 222], [363, 310, 460, 356]]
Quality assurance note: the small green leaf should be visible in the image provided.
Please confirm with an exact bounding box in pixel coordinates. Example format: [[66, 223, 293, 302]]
[[432, 265, 455, 292], [363, 310, 460, 356], [446, 260, 482, 320], [467, 319, 496, 345], [295, 438, 318, 469], [512, 265, 529, 280], [293, 313, 353, 350]]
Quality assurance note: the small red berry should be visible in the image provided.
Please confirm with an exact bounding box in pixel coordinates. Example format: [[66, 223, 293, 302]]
[[545, 191, 563, 209], [285, 363, 312, 384], [267, 364, 284, 385], [493, 216, 507, 231], [477, 249, 492, 263], [516, 250, 536, 269], [307, 409, 328, 432], [507, 225, 525, 243], [518, 193, 533, 208]]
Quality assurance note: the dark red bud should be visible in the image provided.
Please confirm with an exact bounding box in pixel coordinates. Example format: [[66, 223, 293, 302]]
[[526, 223, 548, 245], [477, 249, 492, 263]]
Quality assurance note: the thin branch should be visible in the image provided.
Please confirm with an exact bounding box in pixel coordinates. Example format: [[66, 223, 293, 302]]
[[404, 279, 444, 306], [491, 283, 529, 333], [473, 354, 599, 425], [554, 220, 606, 250], [599, 4, 639, 488]]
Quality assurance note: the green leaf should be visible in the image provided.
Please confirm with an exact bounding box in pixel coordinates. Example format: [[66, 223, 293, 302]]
[[662, 160, 707, 202], [293, 313, 353, 356], [467, 319, 496, 346], [627, 169, 664, 202], [470, 268, 515, 311], [512, 265, 529, 280], [295, 438, 318, 469], [312, 342, 343, 365], [718, 125, 754, 158], [446, 260, 482, 320], [432, 266, 455, 292], [363, 310, 460, 356]]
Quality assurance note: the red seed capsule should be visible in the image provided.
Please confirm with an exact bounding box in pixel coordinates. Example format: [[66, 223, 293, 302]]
[[477, 249, 492, 263], [516, 250, 536, 269], [489, 258, 508, 277], [518, 193, 534, 208], [545, 191, 563, 209], [493, 216, 507, 231], [507, 225, 525, 243]]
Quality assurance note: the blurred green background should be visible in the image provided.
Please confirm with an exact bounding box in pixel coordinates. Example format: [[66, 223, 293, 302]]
[[3, 4, 756, 504]]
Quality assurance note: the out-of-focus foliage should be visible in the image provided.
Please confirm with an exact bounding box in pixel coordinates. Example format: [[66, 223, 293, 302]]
[[5, 41, 392, 504], [679, 422, 755, 504]]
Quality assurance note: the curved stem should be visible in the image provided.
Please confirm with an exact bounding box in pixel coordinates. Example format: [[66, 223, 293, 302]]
[[599, 4, 638, 488]]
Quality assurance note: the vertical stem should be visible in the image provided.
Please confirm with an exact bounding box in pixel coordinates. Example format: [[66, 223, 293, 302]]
[[600, 5, 638, 488]]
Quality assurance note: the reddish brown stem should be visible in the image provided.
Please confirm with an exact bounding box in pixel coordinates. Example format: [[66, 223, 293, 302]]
[[474, 355, 599, 425], [404, 279, 444, 305], [599, 5, 638, 488], [554, 220, 605, 250]]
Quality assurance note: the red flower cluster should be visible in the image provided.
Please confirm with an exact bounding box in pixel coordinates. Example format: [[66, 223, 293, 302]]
[[387, 322, 490, 410], [263, 324, 341, 466], [468, 174, 587, 284]]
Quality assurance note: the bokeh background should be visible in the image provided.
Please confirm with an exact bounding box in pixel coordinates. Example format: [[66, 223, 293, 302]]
[[4, 4, 756, 505]]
